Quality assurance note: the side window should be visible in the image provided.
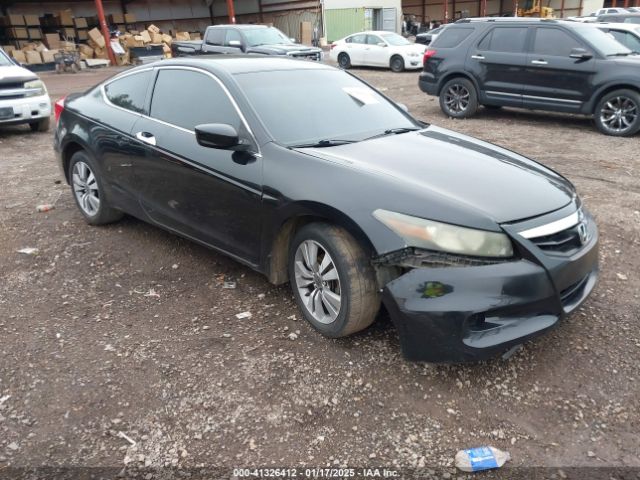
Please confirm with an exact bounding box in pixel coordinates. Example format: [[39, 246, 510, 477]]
[[104, 70, 152, 114], [225, 29, 242, 46], [432, 27, 474, 48], [478, 27, 528, 53], [532, 28, 583, 56], [205, 28, 225, 46], [350, 34, 367, 44], [366, 35, 382, 45], [150, 69, 241, 132]]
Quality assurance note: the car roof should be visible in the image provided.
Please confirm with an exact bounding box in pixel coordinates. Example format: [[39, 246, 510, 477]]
[[209, 24, 271, 30], [347, 30, 398, 36], [596, 21, 640, 30], [133, 55, 334, 75]]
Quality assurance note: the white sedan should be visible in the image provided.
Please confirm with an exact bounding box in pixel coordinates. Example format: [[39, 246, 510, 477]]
[[329, 31, 426, 72]]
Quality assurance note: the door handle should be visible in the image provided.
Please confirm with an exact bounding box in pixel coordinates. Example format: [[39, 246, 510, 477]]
[[135, 131, 156, 146], [531, 59, 548, 65], [471, 54, 485, 60]]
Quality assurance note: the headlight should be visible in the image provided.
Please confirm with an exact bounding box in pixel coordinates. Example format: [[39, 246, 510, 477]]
[[373, 209, 514, 258], [24, 79, 47, 97]]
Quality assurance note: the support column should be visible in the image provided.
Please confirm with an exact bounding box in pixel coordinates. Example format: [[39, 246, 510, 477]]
[[226, 0, 236, 24], [443, 0, 448, 23], [95, 0, 116, 65]]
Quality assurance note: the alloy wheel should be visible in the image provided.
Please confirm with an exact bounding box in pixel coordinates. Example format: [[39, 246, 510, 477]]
[[294, 240, 342, 324], [599, 96, 638, 134], [444, 84, 470, 114], [72, 161, 100, 216]]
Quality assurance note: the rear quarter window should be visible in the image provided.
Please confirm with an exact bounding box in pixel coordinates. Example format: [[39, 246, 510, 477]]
[[104, 70, 152, 114], [431, 27, 474, 48]]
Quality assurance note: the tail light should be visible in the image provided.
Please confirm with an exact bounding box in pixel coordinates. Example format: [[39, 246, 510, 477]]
[[54, 97, 65, 124], [423, 49, 437, 65], [330, 42, 337, 50]]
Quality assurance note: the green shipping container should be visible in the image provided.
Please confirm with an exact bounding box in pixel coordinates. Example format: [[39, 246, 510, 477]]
[[324, 8, 366, 42]]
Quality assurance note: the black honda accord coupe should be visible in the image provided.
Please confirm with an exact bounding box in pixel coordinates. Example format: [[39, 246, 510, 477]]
[[54, 56, 598, 362]]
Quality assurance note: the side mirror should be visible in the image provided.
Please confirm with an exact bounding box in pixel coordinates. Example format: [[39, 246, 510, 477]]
[[195, 123, 249, 151], [377, 42, 387, 47], [228, 40, 242, 48], [570, 47, 593, 60]]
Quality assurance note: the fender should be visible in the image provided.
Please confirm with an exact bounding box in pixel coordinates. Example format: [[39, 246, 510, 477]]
[[583, 78, 640, 113]]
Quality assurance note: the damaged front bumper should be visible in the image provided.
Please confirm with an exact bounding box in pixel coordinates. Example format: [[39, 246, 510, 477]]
[[380, 215, 599, 363]]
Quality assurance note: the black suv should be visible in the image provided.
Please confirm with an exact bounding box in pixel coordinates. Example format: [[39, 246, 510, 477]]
[[419, 18, 640, 136]]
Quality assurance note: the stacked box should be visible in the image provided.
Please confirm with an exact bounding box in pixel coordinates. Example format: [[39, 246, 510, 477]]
[[43, 33, 61, 49], [0, 15, 25, 26], [56, 10, 74, 26], [24, 15, 40, 26]]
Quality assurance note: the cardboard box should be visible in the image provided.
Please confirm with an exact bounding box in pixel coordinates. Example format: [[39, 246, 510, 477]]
[[139, 30, 151, 43], [115, 52, 130, 66], [61, 27, 76, 39], [28, 28, 42, 39], [147, 24, 160, 34], [43, 33, 61, 49], [61, 41, 76, 51], [151, 32, 163, 44], [300, 21, 312, 45], [25, 50, 42, 64], [77, 30, 89, 41], [162, 43, 171, 54], [1, 45, 16, 54], [161, 34, 172, 45], [93, 47, 108, 59], [124, 35, 144, 48], [108, 13, 124, 24], [79, 44, 94, 57], [190, 32, 202, 40], [1, 15, 25, 26], [175, 31, 190, 41], [74, 17, 88, 28], [124, 13, 136, 23], [35, 43, 46, 52], [24, 15, 40, 26], [8, 27, 29, 39], [10, 49, 26, 63], [88, 27, 106, 48], [41, 49, 58, 63], [56, 10, 74, 26]]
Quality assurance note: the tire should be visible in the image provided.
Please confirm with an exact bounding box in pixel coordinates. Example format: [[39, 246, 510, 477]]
[[390, 55, 405, 73], [439, 77, 478, 119], [29, 117, 50, 132], [68, 150, 123, 225], [288, 223, 380, 338], [337, 52, 351, 69], [593, 89, 640, 137]]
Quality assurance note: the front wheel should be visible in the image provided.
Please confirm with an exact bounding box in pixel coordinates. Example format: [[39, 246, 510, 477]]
[[288, 223, 380, 338], [594, 89, 640, 137], [337, 52, 351, 69], [390, 55, 404, 73], [439, 77, 478, 119]]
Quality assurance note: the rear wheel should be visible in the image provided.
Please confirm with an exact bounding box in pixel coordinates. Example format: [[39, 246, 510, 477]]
[[338, 52, 351, 69], [594, 89, 640, 137], [390, 55, 404, 73], [288, 223, 380, 338], [68, 151, 123, 225], [29, 117, 50, 132], [439, 77, 478, 119]]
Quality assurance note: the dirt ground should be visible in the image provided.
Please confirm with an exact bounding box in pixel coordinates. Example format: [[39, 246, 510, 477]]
[[0, 62, 638, 479]]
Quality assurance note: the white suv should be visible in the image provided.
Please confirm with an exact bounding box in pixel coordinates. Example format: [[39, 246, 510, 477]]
[[0, 48, 51, 132]]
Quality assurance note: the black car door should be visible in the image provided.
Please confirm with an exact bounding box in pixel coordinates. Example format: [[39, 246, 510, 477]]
[[130, 67, 263, 266], [523, 27, 597, 112], [466, 26, 529, 107]]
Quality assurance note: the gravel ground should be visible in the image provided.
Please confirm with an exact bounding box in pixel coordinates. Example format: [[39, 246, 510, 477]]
[[0, 63, 638, 479]]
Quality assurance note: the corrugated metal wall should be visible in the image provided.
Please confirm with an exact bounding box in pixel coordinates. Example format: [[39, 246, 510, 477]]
[[325, 8, 365, 42]]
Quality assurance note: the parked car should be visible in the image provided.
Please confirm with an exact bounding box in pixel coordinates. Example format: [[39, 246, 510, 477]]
[[592, 7, 633, 16], [330, 31, 426, 72], [566, 13, 598, 22], [596, 12, 640, 23], [171, 24, 322, 61], [597, 23, 640, 51], [0, 47, 51, 131], [54, 56, 598, 362], [415, 25, 447, 45], [420, 18, 640, 136]]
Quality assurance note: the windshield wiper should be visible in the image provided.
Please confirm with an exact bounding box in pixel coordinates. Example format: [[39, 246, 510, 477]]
[[363, 127, 421, 141], [289, 139, 358, 148], [607, 52, 631, 56]]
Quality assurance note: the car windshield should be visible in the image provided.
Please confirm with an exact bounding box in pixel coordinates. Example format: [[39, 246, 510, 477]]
[[576, 26, 633, 55], [381, 33, 411, 46], [244, 27, 292, 46], [0, 50, 13, 66], [235, 69, 418, 147]]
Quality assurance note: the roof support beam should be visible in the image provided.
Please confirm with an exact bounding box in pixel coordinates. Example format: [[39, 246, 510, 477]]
[[95, 0, 116, 65], [226, 0, 236, 23]]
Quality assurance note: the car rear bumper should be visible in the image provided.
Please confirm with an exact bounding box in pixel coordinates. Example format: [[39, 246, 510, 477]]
[[381, 219, 599, 363], [418, 71, 438, 95], [0, 94, 51, 126]]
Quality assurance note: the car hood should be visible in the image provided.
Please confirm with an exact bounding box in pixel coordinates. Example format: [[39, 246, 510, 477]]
[[248, 44, 322, 55], [0, 64, 38, 83], [300, 125, 575, 224]]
